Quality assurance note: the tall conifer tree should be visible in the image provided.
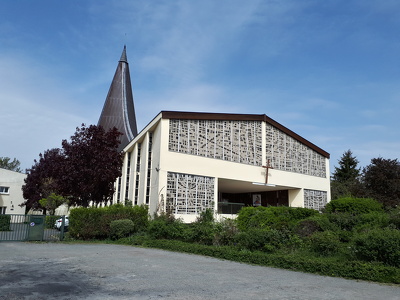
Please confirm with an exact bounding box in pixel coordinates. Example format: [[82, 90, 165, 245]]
[[331, 150, 363, 199], [332, 150, 360, 182]]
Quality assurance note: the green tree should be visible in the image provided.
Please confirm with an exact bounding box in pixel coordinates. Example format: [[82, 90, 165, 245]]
[[0, 157, 22, 172], [39, 193, 66, 215], [332, 150, 360, 182], [363, 157, 400, 208], [331, 150, 363, 199]]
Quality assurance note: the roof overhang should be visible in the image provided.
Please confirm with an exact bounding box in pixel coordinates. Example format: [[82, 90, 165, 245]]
[[218, 178, 298, 193]]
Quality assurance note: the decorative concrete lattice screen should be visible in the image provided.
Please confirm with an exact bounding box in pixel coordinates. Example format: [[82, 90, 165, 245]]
[[304, 189, 328, 211], [265, 124, 326, 178], [166, 172, 214, 215], [169, 119, 263, 166]]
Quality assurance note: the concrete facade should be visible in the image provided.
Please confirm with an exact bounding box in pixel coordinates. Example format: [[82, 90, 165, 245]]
[[0, 168, 26, 215], [114, 111, 330, 222]]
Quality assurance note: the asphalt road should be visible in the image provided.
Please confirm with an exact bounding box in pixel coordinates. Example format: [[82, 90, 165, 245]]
[[0, 242, 399, 300]]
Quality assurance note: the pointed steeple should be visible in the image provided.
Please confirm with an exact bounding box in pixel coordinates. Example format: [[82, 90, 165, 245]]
[[119, 45, 128, 63], [98, 46, 138, 152]]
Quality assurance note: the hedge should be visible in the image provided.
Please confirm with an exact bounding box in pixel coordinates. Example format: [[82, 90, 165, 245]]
[[325, 197, 383, 214], [0, 214, 11, 231], [124, 239, 400, 284], [69, 204, 149, 240], [236, 206, 318, 231], [45, 215, 60, 229], [352, 228, 400, 267]]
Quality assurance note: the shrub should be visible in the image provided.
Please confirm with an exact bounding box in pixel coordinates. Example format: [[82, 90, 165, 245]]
[[110, 219, 135, 240], [295, 214, 337, 237], [234, 228, 299, 253], [352, 228, 400, 267], [187, 210, 216, 245], [45, 215, 60, 229], [326, 212, 359, 231], [327, 211, 389, 233], [0, 215, 11, 231], [132, 239, 400, 284], [388, 207, 400, 230], [69, 204, 149, 240], [353, 212, 390, 232], [308, 231, 341, 256], [213, 218, 239, 246], [196, 208, 214, 223], [234, 228, 271, 251], [237, 206, 318, 232], [147, 214, 189, 240], [119, 232, 151, 245], [325, 197, 383, 214], [336, 230, 353, 243]]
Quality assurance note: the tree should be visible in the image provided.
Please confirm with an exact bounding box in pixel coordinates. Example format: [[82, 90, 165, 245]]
[[39, 193, 66, 215], [22, 148, 64, 212], [22, 124, 123, 210], [0, 157, 22, 172], [363, 157, 400, 208], [331, 150, 363, 199], [58, 124, 123, 207], [332, 150, 360, 182]]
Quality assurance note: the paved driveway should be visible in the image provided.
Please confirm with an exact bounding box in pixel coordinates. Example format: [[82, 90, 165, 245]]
[[0, 242, 399, 300]]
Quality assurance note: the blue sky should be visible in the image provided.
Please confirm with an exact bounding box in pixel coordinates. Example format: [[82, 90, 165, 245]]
[[1, 0, 399, 172]]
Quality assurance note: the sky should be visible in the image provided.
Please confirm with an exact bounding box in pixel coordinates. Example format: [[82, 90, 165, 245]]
[[1, 0, 399, 173]]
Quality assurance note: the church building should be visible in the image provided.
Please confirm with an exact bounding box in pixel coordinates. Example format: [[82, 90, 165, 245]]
[[104, 47, 330, 222]]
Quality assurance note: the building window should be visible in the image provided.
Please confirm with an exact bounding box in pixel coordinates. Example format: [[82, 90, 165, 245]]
[[166, 172, 214, 215], [168, 119, 263, 166], [0, 207, 6, 214], [134, 143, 141, 205], [0, 186, 9, 194], [116, 177, 122, 203], [125, 152, 132, 203], [145, 133, 153, 205], [265, 124, 326, 178], [304, 189, 327, 211]]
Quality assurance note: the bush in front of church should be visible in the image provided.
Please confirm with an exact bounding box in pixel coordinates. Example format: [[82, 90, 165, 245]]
[[68, 204, 149, 240], [236, 206, 318, 232], [308, 231, 341, 256], [352, 228, 400, 267], [234, 227, 302, 253], [147, 213, 189, 241], [324, 197, 383, 215], [110, 219, 136, 240]]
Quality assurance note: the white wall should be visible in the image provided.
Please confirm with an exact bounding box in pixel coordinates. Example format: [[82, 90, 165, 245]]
[[119, 114, 331, 220], [0, 168, 26, 214]]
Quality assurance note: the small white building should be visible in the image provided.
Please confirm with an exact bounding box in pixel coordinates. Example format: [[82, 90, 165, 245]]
[[114, 111, 331, 222], [0, 168, 26, 215]]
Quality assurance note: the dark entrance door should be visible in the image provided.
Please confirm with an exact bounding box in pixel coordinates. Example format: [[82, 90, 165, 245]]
[[264, 190, 289, 206]]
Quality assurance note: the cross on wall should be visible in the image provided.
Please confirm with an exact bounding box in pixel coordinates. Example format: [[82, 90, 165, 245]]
[[262, 159, 274, 184]]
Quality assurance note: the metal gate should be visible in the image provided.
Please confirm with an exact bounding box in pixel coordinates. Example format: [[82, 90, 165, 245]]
[[0, 214, 67, 242]]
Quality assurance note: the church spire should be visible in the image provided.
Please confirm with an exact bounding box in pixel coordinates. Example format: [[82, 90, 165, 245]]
[[98, 46, 138, 152], [119, 45, 127, 63]]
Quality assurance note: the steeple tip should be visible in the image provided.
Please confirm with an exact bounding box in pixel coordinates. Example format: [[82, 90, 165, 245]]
[[119, 45, 128, 63]]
